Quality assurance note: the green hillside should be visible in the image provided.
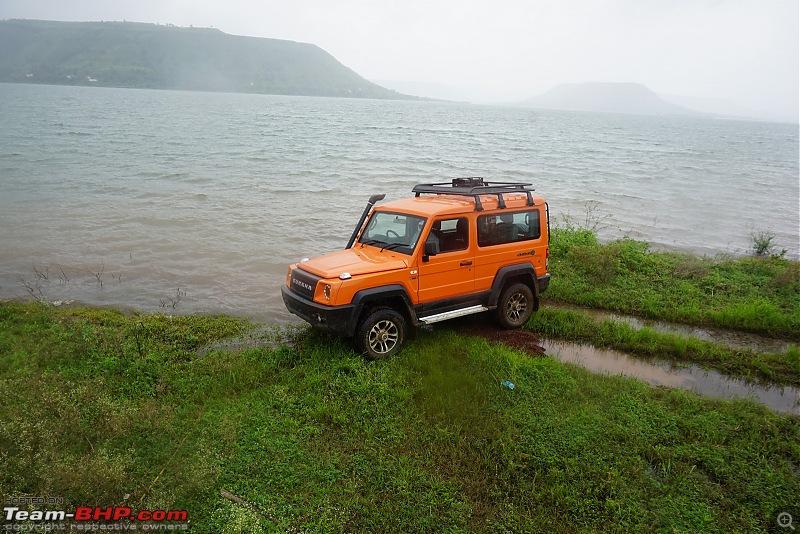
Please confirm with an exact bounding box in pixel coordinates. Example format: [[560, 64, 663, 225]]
[[0, 19, 416, 99]]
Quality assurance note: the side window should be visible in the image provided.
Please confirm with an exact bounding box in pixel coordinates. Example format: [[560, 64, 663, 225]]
[[428, 217, 469, 253], [477, 210, 541, 247]]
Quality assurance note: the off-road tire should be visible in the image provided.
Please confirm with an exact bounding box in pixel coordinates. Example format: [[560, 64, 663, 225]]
[[494, 283, 534, 329], [356, 307, 406, 360]]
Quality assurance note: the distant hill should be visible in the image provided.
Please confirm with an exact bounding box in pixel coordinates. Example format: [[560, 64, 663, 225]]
[[520, 82, 700, 116], [0, 19, 416, 100], [659, 93, 765, 121]]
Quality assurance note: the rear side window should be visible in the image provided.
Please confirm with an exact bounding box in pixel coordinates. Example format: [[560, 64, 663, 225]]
[[477, 210, 541, 247]]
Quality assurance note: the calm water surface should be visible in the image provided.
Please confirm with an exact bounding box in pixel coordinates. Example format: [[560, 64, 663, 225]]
[[0, 83, 798, 321]]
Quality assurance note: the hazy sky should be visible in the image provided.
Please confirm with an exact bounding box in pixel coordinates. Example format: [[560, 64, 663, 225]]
[[1, 0, 797, 120]]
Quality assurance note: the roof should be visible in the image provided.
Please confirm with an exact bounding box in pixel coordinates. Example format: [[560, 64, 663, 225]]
[[376, 192, 546, 218]]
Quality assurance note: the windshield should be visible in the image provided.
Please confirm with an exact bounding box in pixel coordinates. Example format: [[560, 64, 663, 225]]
[[358, 211, 426, 256]]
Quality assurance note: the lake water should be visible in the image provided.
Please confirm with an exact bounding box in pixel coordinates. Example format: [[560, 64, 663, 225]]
[[0, 83, 798, 321]]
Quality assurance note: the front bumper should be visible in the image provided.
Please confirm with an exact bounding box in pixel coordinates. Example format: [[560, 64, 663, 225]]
[[281, 285, 355, 335]]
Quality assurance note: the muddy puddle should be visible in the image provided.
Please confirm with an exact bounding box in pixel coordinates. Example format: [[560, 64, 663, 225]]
[[460, 322, 799, 415], [550, 303, 793, 354], [196, 325, 299, 356], [541, 338, 799, 415]]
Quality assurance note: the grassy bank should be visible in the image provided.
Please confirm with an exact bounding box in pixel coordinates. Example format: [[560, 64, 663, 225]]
[[546, 227, 800, 340], [1, 302, 798, 533]]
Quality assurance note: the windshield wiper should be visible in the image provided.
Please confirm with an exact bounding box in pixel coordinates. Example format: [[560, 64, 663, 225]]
[[380, 242, 406, 252], [359, 239, 385, 248]]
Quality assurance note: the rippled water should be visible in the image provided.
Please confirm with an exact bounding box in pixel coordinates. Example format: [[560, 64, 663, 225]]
[[0, 83, 797, 320]]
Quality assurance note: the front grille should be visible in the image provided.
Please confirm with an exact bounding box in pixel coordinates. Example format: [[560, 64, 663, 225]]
[[290, 268, 319, 300]]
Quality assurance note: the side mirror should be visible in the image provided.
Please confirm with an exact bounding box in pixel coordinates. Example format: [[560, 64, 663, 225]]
[[423, 239, 439, 262], [425, 239, 440, 256]]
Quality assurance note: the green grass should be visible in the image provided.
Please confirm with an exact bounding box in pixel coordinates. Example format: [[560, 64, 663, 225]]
[[546, 227, 800, 340], [1, 302, 798, 533]]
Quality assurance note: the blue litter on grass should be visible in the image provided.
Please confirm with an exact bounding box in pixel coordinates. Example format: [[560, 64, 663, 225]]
[[501, 380, 515, 390]]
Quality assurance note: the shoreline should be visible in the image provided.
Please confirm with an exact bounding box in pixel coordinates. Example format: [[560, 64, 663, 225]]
[[2, 230, 798, 324]]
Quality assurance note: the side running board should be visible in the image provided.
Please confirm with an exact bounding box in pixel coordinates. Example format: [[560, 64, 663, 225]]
[[419, 305, 488, 324]]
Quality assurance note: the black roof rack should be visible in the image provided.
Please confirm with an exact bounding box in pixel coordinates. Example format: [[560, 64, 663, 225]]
[[412, 177, 535, 211]]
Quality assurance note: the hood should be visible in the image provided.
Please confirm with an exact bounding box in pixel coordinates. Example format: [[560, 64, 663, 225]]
[[297, 246, 410, 279]]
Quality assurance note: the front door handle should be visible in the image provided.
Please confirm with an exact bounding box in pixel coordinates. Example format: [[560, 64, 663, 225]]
[[460, 260, 473, 267]]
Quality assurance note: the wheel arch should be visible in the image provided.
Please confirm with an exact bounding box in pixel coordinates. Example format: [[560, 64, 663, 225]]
[[488, 264, 540, 311], [347, 285, 418, 337]]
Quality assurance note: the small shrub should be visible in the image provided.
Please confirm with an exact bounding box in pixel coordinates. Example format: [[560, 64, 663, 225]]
[[771, 262, 800, 290], [673, 255, 711, 279], [750, 228, 776, 256], [550, 226, 598, 256], [569, 243, 620, 284], [615, 238, 651, 272]]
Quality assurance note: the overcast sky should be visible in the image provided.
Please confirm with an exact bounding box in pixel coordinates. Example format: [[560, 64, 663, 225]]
[[1, 0, 797, 120]]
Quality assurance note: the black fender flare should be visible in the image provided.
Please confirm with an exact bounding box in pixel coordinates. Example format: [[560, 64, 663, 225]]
[[346, 285, 418, 336], [488, 264, 540, 310]]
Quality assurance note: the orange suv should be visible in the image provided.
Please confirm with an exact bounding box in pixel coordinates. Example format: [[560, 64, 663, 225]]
[[282, 178, 550, 359]]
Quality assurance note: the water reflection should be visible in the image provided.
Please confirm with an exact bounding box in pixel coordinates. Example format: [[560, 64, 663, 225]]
[[542, 338, 800, 415]]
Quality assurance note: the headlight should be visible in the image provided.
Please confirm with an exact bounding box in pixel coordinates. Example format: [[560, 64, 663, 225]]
[[323, 283, 331, 300]]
